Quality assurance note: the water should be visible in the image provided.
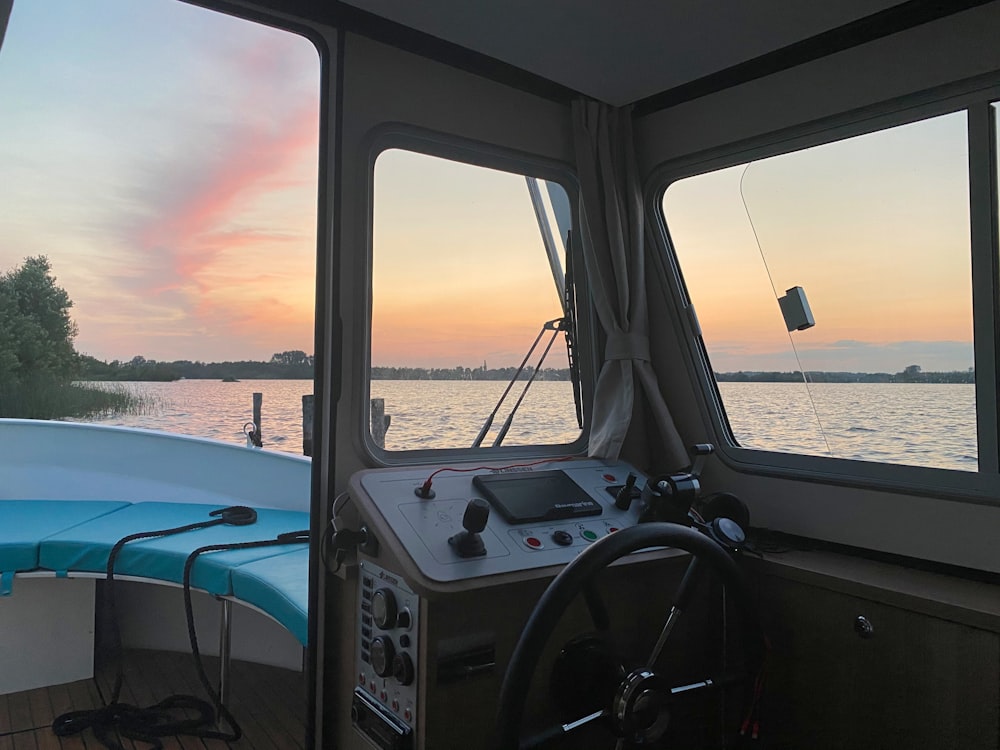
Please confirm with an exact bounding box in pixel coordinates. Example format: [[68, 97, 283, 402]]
[[80, 380, 979, 471], [83, 379, 313, 451], [719, 382, 977, 471]]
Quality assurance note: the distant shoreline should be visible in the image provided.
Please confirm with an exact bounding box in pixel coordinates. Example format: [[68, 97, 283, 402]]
[[75, 359, 974, 384]]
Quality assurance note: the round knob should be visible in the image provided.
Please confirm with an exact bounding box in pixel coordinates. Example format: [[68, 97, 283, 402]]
[[711, 517, 746, 548], [372, 589, 398, 630], [370, 635, 396, 677], [392, 652, 415, 686], [463, 498, 490, 533], [854, 615, 874, 639]]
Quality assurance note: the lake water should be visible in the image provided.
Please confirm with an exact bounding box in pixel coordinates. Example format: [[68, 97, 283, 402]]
[[79, 379, 979, 472]]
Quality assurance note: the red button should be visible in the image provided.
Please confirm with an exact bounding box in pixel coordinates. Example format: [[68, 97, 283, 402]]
[[404, 708, 412, 722], [603, 473, 616, 481], [380, 690, 387, 701], [391, 700, 399, 712], [525, 537, 542, 548], [609, 527, 619, 533], [359, 673, 365, 685]]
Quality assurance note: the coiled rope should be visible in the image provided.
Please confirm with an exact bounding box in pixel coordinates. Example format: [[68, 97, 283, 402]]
[[52, 507, 308, 750]]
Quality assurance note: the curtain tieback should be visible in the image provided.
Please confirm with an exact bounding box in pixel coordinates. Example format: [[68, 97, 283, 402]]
[[605, 332, 650, 362]]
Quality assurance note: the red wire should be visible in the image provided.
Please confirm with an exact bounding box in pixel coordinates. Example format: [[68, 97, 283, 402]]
[[419, 456, 575, 496]]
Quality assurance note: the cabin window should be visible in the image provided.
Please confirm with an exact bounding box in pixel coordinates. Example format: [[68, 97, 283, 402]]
[[369, 148, 582, 452], [0, 0, 320, 451], [662, 111, 976, 471]]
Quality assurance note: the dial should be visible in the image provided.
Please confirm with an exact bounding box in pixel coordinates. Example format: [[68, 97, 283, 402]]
[[372, 588, 398, 630], [392, 652, 414, 686], [370, 636, 396, 677]]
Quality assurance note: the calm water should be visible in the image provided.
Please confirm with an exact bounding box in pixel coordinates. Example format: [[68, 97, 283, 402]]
[[80, 379, 978, 471]]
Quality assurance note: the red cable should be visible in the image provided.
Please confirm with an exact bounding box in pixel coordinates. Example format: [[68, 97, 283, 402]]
[[418, 456, 575, 496]]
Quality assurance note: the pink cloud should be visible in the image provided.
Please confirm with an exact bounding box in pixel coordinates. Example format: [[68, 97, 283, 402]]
[[134, 36, 318, 298]]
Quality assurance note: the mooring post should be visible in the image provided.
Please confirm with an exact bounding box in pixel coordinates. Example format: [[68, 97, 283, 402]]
[[252, 392, 262, 447], [302, 395, 314, 457], [370, 398, 391, 449]]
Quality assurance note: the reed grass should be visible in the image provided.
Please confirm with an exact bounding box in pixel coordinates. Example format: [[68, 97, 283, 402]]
[[0, 380, 159, 420]]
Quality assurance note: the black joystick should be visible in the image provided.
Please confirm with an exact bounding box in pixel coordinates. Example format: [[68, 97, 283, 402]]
[[614, 473, 638, 510], [449, 498, 490, 558]]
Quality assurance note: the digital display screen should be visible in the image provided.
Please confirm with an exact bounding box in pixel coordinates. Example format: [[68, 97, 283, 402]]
[[472, 471, 603, 525]]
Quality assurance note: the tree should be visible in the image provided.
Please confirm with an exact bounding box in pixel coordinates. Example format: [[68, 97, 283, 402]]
[[0, 256, 78, 385], [270, 350, 311, 366]]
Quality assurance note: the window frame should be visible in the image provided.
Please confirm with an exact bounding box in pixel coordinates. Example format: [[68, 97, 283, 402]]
[[648, 74, 1000, 508], [360, 124, 593, 464]]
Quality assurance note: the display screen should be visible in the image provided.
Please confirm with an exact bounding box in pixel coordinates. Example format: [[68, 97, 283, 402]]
[[472, 471, 603, 524]]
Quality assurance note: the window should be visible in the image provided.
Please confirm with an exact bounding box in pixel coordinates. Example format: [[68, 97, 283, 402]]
[[0, 0, 320, 451], [663, 112, 976, 471], [370, 147, 582, 452]]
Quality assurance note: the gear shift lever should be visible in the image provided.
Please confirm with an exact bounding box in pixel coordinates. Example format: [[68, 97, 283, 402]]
[[449, 498, 490, 558]]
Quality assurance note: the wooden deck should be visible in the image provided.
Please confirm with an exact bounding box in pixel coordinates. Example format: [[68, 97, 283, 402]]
[[0, 650, 306, 750]]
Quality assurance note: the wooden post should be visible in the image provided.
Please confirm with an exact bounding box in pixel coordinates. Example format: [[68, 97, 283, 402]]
[[370, 398, 391, 449], [252, 392, 263, 447], [302, 395, 314, 457]]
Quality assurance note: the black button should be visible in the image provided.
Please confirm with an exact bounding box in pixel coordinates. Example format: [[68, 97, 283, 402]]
[[361, 601, 371, 613], [552, 530, 573, 546], [362, 614, 372, 626], [363, 576, 374, 588], [361, 650, 370, 663], [399, 634, 411, 648], [362, 627, 372, 640], [362, 589, 372, 601]]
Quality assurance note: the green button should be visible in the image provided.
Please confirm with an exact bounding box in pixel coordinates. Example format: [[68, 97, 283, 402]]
[[581, 529, 598, 542]]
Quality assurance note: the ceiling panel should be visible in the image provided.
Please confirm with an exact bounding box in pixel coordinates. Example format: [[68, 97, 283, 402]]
[[339, 0, 906, 104]]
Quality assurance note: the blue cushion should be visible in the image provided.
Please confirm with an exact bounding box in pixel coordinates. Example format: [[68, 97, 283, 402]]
[[39, 502, 309, 594], [231, 548, 309, 645], [0, 500, 130, 573]]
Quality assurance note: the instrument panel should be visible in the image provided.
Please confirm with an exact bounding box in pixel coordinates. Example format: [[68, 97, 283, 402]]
[[349, 458, 647, 583], [347, 458, 651, 750]]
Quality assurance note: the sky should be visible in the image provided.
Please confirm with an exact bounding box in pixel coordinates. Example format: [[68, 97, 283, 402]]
[[664, 112, 976, 374], [0, 0, 981, 373], [0, 0, 320, 363]]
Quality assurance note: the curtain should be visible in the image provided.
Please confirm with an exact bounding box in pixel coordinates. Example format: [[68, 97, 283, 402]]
[[572, 99, 687, 467]]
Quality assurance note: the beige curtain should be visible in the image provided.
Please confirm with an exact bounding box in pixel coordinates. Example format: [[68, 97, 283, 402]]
[[572, 99, 686, 467]]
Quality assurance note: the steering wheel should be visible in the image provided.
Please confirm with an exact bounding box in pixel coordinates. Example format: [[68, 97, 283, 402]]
[[494, 522, 765, 750]]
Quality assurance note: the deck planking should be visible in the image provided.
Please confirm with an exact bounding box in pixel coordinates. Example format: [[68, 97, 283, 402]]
[[0, 651, 304, 750]]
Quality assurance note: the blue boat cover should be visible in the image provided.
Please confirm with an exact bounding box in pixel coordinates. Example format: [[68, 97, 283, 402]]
[[231, 547, 309, 645], [0, 500, 130, 574], [39, 502, 309, 595]]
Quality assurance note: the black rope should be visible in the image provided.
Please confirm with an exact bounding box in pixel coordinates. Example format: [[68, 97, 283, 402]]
[[51, 506, 307, 750], [180, 532, 310, 742]]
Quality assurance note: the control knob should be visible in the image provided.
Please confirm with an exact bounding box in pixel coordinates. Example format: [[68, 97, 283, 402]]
[[372, 588, 398, 630], [392, 652, 415, 686], [370, 636, 396, 678]]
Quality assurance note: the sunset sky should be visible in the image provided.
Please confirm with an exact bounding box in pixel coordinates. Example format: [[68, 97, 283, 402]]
[[0, 0, 979, 373], [0, 0, 319, 363]]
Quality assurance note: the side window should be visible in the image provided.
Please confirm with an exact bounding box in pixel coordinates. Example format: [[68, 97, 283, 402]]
[[370, 148, 582, 451], [662, 112, 975, 471], [0, 0, 319, 449]]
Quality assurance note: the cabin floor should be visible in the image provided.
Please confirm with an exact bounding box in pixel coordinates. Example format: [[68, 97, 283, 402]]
[[0, 650, 305, 750]]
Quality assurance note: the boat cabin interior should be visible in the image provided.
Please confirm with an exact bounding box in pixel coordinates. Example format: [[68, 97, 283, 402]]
[[3, 0, 1000, 748]]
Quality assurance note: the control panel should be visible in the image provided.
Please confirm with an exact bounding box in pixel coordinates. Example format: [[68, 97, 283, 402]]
[[350, 458, 647, 583], [353, 560, 420, 750]]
